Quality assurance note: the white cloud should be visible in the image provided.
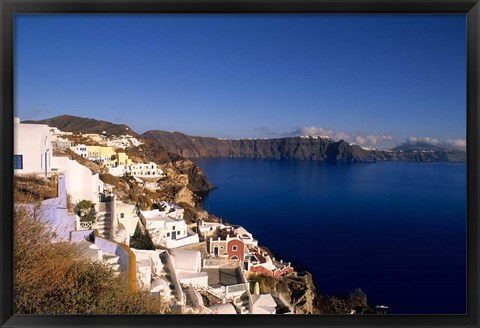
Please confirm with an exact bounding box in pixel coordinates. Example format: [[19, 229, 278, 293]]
[[445, 139, 466, 149], [355, 134, 395, 146], [402, 136, 466, 150], [406, 136, 440, 146], [284, 126, 396, 148]]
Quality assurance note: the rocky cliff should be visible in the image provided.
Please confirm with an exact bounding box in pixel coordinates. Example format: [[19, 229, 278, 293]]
[[371, 148, 466, 162], [142, 131, 378, 162], [143, 130, 465, 163], [248, 271, 376, 314]]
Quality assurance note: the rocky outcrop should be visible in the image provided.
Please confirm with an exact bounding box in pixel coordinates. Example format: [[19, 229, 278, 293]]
[[126, 141, 214, 196], [248, 272, 374, 315], [325, 140, 375, 163], [316, 288, 371, 314]]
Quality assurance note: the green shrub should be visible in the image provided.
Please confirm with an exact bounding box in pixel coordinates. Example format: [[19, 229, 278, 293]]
[[77, 199, 93, 210]]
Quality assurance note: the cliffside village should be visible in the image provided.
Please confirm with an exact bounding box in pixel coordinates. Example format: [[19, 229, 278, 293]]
[[13, 117, 296, 315]]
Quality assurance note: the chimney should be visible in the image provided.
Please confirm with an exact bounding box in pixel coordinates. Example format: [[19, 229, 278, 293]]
[[254, 282, 260, 295]]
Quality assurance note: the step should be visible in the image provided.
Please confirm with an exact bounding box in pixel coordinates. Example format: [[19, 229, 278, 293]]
[[103, 254, 120, 264], [109, 263, 121, 271], [96, 224, 112, 229], [96, 218, 111, 222]]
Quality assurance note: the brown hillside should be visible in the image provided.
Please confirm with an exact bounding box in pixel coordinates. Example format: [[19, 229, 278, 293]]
[[24, 115, 140, 138]]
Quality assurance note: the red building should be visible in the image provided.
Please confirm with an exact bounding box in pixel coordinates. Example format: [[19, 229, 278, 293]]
[[227, 239, 245, 261]]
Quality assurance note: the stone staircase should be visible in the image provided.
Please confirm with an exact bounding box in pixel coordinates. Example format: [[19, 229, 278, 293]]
[[233, 292, 250, 314], [95, 201, 112, 239], [102, 252, 122, 276], [95, 212, 112, 238]]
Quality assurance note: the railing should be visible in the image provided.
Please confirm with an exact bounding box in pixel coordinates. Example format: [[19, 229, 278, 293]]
[[79, 221, 93, 229]]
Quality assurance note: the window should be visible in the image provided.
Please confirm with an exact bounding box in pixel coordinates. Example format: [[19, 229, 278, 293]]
[[232, 245, 238, 251], [120, 213, 124, 219], [230, 256, 239, 260], [167, 232, 170, 237], [172, 226, 175, 230], [13, 155, 23, 169]]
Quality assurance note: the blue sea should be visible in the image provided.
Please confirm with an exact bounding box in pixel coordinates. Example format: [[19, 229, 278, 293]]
[[193, 159, 466, 314]]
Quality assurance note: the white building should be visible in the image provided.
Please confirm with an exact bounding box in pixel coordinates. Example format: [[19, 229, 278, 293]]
[[51, 156, 102, 210], [52, 139, 73, 151], [207, 303, 238, 314], [139, 208, 199, 249], [15, 174, 77, 242], [128, 162, 164, 178], [158, 201, 184, 218], [14, 117, 52, 177], [116, 201, 140, 236], [108, 165, 127, 177], [171, 249, 208, 287], [251, 293, 277, 314], [71, 144, 88, 158], [130, 248, 168, 293]]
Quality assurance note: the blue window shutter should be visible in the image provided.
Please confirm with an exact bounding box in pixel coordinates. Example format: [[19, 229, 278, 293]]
[[14, 155, 23, 169]]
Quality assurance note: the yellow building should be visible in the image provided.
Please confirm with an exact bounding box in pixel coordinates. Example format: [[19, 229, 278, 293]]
[[116, 152, 131, 166], [86, 146, 117, 167]]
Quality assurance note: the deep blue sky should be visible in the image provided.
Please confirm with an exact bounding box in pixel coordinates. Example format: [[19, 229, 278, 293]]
[[15, 14, 466, 149]]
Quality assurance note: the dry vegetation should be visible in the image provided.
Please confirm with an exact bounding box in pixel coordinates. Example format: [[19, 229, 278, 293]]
[[14, 174, 57, 203], [13, 177, 171, 314]]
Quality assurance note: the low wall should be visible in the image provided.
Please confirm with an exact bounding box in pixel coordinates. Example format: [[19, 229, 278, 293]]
[[203, 259, 239, 268], [187, 284, 204, 310], [177, 273, 209, 287], [70, 230, 94, 243], [162, 251, 185, 304], [15, 202, 75, 242], [165, 234, 199, 249], [93, 230, 137, 293]]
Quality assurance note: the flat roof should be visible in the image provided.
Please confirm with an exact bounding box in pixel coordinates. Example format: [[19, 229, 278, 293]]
[[201, 267, 244, 288]]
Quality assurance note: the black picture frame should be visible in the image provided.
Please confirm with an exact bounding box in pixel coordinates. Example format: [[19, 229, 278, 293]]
[[1, 0, 479, 327]]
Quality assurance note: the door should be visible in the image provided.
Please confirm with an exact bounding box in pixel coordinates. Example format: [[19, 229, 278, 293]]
[[172, 231, 176, 240], [214, 245, 219, 256], [45, 151, 48, 177]]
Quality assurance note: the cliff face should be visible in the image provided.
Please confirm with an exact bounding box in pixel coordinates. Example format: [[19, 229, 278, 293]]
[[325, 140, 375, 163], [142, 130, 465, 163], [142, 131, 335, 160], [372, 148, 466, 162], [142, 131, 378, 162]]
